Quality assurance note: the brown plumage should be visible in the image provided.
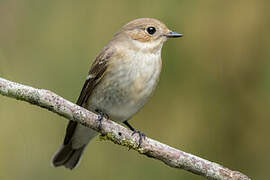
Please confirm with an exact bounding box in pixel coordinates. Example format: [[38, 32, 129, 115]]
[[52, 18, 182, 169]]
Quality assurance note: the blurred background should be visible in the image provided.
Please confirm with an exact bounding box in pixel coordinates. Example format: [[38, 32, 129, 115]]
[[0, 0, 269, 179]]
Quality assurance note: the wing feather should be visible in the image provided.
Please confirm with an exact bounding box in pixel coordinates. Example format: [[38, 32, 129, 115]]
[[63, 47, 114, 145]]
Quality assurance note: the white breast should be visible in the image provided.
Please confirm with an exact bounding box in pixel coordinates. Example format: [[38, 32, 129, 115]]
[[88, 42, 162, 122]]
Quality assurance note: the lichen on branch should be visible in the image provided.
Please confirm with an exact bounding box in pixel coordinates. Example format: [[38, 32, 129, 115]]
[[0, 77, 251, 180]]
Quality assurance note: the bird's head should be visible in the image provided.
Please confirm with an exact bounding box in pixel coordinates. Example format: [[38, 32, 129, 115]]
[[114, 18, 182, 53]]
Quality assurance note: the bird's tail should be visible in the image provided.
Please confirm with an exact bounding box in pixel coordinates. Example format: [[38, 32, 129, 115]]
[[51, 144, 86, 170]]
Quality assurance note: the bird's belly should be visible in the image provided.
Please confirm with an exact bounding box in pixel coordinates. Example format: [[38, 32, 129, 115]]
[[87, 57, 161, 122]]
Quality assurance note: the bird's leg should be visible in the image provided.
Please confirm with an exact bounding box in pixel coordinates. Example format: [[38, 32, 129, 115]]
[[123, 121, 146, 147], [123, 120, 135, 131], [95, 109, 109, 130]]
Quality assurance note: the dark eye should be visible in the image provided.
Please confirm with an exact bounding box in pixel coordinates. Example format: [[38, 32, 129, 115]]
[[146, 27, 156, 35]]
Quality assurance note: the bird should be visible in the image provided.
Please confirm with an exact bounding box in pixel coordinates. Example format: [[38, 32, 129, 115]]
[[52, 18, 182, 169]]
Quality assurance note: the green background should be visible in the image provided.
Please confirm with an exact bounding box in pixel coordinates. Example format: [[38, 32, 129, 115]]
[[0, 1, 269, 180]]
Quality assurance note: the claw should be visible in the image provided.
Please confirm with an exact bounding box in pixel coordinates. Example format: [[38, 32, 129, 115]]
[[95, 109, 109, 130], [123, 121, 146, 147], [132, 130, 146, 148], [97, 114, 103, 130]]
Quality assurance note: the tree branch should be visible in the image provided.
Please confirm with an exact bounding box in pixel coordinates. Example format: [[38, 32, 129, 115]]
[[0, 77, 251, 180]]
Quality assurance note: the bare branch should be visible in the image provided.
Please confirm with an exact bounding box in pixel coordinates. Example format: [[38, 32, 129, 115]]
[[0, 77, 251, 180]]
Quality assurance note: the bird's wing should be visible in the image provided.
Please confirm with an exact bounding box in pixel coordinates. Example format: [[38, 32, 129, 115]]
[[63, 47, 114, 145]]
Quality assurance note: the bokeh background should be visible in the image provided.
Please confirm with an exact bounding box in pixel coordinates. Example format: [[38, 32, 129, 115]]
[[0, 0, 269, 179]]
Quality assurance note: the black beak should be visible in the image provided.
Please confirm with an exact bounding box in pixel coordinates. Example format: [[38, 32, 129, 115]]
[[166, 31, 183, 38]]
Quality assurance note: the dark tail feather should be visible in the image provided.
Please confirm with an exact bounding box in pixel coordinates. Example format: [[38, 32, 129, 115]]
[[52, 144, 86, 170]]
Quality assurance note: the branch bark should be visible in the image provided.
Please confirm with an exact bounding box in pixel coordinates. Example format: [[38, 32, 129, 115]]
[[0, 77, 251, 180]]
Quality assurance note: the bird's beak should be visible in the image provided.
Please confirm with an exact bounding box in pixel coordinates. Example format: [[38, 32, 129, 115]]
[[165, 31, 183, 38]]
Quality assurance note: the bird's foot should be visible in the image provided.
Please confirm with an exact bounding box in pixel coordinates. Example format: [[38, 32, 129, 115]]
[[123, 121, 146, 147], [132, 130, 146, 148], [95, 109, 109, 130]]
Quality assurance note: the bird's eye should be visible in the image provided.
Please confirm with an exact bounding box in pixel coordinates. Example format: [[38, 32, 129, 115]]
[[146, 27, 156, 35]]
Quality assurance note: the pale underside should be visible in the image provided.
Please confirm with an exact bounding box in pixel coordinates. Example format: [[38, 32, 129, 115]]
[[71, 41, 163, 148]]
